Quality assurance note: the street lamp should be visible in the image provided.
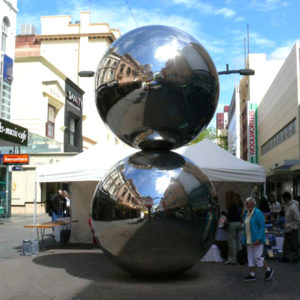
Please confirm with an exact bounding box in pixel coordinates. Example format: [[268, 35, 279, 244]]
[[218, 64, 255, 76], [78, 71, 95, 77]]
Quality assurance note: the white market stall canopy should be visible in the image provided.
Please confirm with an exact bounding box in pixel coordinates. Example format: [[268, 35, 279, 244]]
[[36, 142, 137, 182], [175, 139, 266, 183], [36, 139, 266, 183]]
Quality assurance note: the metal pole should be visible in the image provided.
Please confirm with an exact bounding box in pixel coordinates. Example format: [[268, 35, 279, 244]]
[[33, 180, 37, 238], [0, 54, 3, 118]]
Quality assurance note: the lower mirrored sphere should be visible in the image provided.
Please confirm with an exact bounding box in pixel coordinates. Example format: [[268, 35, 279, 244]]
[[90, 150, 219, 276]]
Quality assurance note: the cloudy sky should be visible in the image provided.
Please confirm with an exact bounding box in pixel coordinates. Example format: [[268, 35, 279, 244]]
[[17, 0, 300, 125]]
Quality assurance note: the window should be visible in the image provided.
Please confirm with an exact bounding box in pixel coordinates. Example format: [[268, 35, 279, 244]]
[[1, 17, 9, 53], [126, 67, 131, 77], [119, 64, 125, 74], [121, 188, 128, 197], [46, 105, 55, 138], [261, 118, 296, 156], [69, 117, 76, 146]]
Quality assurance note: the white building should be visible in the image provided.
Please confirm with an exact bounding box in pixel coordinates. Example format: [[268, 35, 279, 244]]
[[0, 0, 18, 216], [37, 11, 121, 149], [0, 0, 18, 120], [10, 55, 84, 214], [239, 53, 284, 161], [257, 43, 300, 198], [227, 85, 241, 158]]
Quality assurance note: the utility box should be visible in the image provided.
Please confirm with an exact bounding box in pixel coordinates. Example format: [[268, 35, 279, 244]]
[[22, 239, 39, 256]]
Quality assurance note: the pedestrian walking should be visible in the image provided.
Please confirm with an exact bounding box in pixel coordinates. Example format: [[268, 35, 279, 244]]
[[241, 197, 274, 281], [279, 191, 300, 263], [223, 191, 242, 265]]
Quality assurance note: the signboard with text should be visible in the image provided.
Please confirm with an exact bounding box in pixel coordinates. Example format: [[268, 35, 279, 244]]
[[2, 154, 29, 165], [247, 102, 258, 164], [65, 79, 83, 112], [0, 119, 28, 146], [3, 54, 13, 83]]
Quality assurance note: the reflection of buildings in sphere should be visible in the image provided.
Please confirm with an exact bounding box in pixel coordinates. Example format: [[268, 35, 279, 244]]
[[95, 25, 219, 150], [95, 48, 144, 89], [101, 163, 143, 211], [91, 151, 218, 276]]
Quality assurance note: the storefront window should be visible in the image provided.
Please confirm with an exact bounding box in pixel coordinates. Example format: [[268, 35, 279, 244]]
[[69, 117, 76, 146], [0, 167, 7, 216], [46, 104, 55, 138], [1, 17, 9, 53]]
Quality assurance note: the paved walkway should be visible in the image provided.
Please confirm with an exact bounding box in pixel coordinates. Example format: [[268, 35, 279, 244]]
[[1, 215, 300, 300]]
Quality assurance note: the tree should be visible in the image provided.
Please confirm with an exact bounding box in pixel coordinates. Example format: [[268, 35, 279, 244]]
[[217, 133, 228, 150], [191, 126, 228, 151], [191, 126, 217, 144]]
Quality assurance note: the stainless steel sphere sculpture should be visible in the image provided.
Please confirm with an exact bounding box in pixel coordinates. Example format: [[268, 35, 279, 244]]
[[91, 25, 220, 277]]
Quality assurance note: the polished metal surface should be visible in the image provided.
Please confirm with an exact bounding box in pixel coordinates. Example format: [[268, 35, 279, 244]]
[[95, 25, 219, 150], [91, 151, 218, 276]]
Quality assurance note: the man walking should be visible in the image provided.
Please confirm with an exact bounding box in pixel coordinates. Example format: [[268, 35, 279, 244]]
[[280, 191, 300, 263]]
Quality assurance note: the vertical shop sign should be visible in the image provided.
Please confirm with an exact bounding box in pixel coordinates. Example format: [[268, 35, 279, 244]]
[[3, 55, 13, 83], [247, 102, 258, 163]]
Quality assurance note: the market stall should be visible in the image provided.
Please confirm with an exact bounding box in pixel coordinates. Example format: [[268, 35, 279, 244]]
[[36, 139, 266, 243]]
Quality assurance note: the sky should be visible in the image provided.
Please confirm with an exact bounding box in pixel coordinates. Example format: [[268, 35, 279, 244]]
[[16, 0, 300, 126]]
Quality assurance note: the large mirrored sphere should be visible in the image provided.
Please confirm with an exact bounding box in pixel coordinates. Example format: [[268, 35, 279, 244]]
[[90, 150, 218, 276], [95, 25, 219, 150]]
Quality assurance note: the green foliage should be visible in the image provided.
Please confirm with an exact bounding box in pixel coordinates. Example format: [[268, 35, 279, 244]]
[[217, 133, 228, 150], [191, 126, 228, 151], [191, 127, 217, 144]]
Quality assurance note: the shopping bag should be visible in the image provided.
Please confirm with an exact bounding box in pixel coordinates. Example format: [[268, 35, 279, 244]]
[[237, 246, 247, 265]]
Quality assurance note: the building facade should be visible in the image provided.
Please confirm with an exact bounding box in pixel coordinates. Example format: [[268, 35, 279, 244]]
[[239, 53, 284, 161], [0, 0, 18, 216], [35, 11, 121, 149], [10, 54, 84, 214], [216, 105, 230, 148], [257, 43, 300, 199], [227, 86, 241, 158], [228, 43, 300, 199], [0, 0, 17, 121]]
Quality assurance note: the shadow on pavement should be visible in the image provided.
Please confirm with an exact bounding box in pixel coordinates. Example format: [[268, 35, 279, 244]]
[[32, 252, 201, 284]]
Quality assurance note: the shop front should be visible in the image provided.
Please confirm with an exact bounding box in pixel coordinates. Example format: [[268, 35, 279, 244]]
[[0, 118, 28, 217], [266, 159, 300, 202]]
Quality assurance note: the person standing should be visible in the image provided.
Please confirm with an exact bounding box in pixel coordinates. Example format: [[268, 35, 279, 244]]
[[280, 191, 300, 263], [259, 196, 271, 213], [224, 191, 242, 265], [268, 194, 281, 221], [242, 197, 274, 281], [50, 190, 65, 222]]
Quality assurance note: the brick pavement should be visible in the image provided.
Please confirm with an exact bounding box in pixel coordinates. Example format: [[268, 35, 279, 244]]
[[0, 215, 300, 300]]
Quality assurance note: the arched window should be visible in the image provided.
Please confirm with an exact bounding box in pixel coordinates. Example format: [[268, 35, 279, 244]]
[[1, 17, 10, 52], [126, 67, 131, 77]]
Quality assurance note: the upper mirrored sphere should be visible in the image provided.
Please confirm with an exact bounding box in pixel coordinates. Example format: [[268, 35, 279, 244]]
[[95, 25, 219, 150]]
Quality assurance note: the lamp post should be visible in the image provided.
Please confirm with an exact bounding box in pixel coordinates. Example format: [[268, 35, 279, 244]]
[[218, 64, 255, 76], [78, 71, 95, 77]]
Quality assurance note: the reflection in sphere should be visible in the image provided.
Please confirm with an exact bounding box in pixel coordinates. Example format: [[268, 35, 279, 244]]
[[95, 25, 219, 150], [90, 151, 218, 276]]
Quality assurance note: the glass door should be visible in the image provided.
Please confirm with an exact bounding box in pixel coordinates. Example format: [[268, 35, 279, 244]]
[[0, 167, 7, 216]]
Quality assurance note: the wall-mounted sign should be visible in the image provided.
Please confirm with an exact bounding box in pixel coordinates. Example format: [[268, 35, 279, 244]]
[[247, 102, 258, 164], [2, 154, 29, 165], [65, 78, 83, 112], [12, 166, 23, 171], [0, 119, 28, 146], [3, 54, 13, 83], [67, 90, 82, 110]]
